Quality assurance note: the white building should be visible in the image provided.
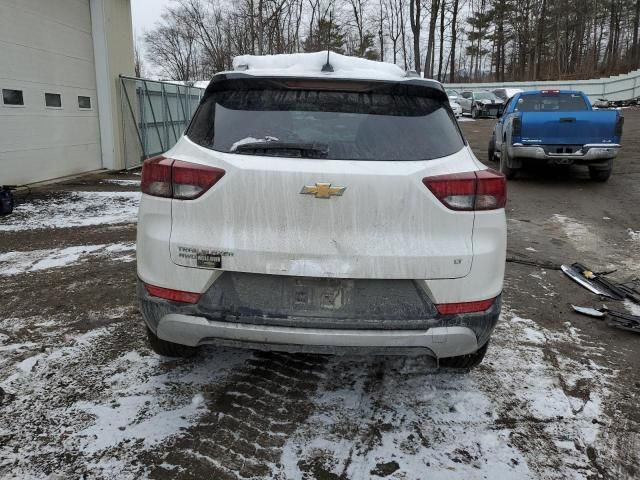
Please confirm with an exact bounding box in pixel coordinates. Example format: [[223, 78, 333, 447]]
[[0, 0, 134, 186]]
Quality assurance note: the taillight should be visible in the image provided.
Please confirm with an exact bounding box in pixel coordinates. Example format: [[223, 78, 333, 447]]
[[144, 283, 202, 304], [141, 156, 225, 200], [435, 298, 495, 315], [512, 117, 522, 137], [615, 116, 624, 137], [423, 169, 506, 211], [140, 156, 173, 198]]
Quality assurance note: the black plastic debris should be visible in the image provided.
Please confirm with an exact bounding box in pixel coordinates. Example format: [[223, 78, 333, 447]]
[[602, 306, 640, 334], [0, 186, 15, 215], [561, 262, 640, 305], [570, 304, 640, 334]]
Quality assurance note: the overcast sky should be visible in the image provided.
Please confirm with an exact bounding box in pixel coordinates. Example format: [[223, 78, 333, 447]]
[[131, 0, 173, 39]]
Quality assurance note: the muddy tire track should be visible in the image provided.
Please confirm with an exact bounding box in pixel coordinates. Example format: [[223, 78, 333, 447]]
[[146, 351, 329, 480]]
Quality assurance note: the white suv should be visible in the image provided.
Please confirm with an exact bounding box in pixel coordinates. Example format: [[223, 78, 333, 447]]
[[137, 53, 506, 368]]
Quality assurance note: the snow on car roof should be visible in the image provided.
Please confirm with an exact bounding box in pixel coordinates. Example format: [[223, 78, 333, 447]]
[[228, 51, 437, 84]]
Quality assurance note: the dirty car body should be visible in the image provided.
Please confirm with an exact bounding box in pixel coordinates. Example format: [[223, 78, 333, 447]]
[[136, 53, 507, 364]]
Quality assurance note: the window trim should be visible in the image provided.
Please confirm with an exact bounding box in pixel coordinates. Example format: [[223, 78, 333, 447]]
[[2, 88, 25, 108], [44, 92, 63, 110], [77, 95, 92, 110]]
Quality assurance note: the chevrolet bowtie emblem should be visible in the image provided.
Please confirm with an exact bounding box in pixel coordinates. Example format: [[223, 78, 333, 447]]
[[300, 183, 346, 199]]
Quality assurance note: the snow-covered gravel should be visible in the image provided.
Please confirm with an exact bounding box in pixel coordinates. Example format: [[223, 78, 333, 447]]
[[0, 191, 140, 232], [0, 306, 616, 479], [0, 316, 251, 478], [276, 308, 613, 479], [0, 242, 135, 275]]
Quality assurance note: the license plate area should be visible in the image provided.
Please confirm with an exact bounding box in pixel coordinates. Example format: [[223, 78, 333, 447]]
[[287, 278, 355, 311]]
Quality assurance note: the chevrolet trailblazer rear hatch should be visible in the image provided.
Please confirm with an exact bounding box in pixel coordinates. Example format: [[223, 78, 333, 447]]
[[167, 75, 478, 280]]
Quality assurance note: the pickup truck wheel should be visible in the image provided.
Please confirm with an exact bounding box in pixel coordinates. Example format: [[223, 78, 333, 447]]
[[488, 135, 496, 162], [499, 144, 518, 179], [589, 161, 612, 182], [471, 106, 479, 119], [439, 341, 489, 369], [147, 327, 198, 358]]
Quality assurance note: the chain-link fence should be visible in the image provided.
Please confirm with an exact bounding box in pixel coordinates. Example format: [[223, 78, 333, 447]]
[[119, 76, 204, 169]]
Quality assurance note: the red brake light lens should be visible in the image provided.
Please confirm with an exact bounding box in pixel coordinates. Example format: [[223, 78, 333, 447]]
[[422, 172, 477, 210], [144, 283, 202, 304], [436, 298, 495, 315], [141, 156, 225, 200], [141, 156, 173, 198], [423, 169, 506, 211], [475, 169, 507, 210], [172, 160, 226, 199]]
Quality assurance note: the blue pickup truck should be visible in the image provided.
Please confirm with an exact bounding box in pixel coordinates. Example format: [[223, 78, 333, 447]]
[[488, 90, 623, 181]]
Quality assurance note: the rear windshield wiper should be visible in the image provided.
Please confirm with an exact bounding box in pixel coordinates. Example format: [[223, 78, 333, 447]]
[[232, 142, 329, 158]]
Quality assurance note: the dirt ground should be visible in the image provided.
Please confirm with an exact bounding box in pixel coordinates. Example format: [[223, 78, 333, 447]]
[[1, 110, 639, 479]]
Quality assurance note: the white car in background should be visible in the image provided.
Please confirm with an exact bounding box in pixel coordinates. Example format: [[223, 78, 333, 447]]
[[450, 100, 462, 117], [492, 88, 524, 102], [137, 52, 507, 368], [445, 89, 462, 117]]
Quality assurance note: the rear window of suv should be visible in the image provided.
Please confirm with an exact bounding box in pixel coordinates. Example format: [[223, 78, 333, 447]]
[[186, 80, 464, 161]]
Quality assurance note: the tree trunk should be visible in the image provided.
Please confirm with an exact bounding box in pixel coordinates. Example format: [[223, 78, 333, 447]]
[[449, 0, 459, 82], [410, 0, 421, 72], [437, 0, 446, 81], [424, 0, 440, 78]]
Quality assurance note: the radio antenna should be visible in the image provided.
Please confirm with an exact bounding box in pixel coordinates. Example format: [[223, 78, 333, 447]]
[[321, 9, 334, 72]]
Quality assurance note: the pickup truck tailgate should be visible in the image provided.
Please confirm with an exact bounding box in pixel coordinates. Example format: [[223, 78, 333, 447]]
[[520, 110, 620, 145]]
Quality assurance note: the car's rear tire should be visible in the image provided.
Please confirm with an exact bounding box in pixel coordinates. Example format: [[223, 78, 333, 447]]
[[499, 143, 518, 179], [589, 160, 612, 182], [439, 341, 490, 369], [147, 327, 198, 358], [488, 135, 496, 162]]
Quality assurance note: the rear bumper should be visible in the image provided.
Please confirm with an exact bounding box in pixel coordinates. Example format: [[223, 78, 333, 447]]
[[138, 279, 501, 358], [476, 105, 501, 117], [156, 315, 479, 357], [510, 143, 620, 164]]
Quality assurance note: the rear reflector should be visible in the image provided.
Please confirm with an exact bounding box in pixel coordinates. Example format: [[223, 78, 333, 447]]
[[423, 169, 506, 211], [144, 283, 202, 304], [436, 298, 495, 315], [141, 156, 225, 200]]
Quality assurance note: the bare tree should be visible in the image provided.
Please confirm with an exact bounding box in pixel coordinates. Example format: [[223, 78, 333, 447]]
[[409, 0, 421, 72], [134, 40, 145, 77], [141, 0, 640, 83], [144, 5, 201, 80]]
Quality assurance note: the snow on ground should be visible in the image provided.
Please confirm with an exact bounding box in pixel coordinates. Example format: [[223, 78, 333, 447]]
[[0, 242, 136, 275], [0, 301, 617, 479], [457, 117, 475, 122], [628, 229, 640, 241], [624, 299, 640, 317], [0, 191, 140, 232], [276, 307, 614, 479], [552, 214, 602, 253], [0, 316, 252, 478]]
